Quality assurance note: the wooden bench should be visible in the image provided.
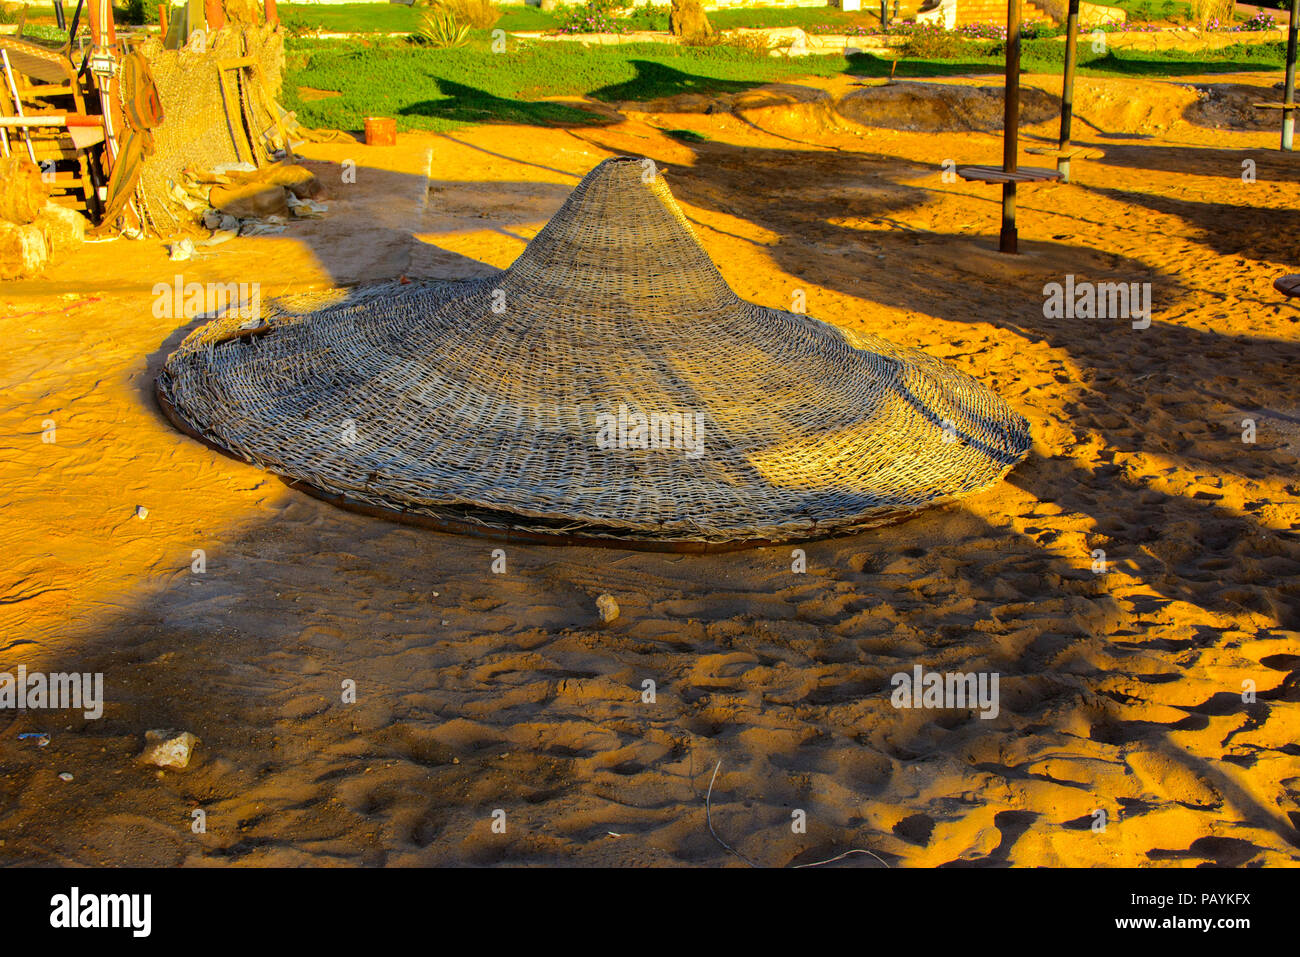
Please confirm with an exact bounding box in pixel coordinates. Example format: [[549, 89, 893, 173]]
[[1025, 144, 1105, 161], [956, 165, 1062, 184]]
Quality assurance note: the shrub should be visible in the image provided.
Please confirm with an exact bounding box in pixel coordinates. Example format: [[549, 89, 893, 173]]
[[897, 23, 974, 57], [624, 0, 670, 31], [683, 30, 772, 54], [558, 1, 628, 33], [123, 0, 161, 25], [416, 8, 473, 47], [1234, 10, 1277, 31]]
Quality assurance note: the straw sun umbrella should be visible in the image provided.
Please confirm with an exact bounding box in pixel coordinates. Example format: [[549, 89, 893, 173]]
[[158, 158, 1032, 550]]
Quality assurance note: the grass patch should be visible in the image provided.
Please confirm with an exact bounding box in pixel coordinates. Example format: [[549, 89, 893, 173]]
[[279, 3, 420, 34], [1102, 0, 1192, 23], [284, 37, 849, 132], [1035, 38, 1289, 74], [283, 34, 1290, 134], [279, 2, 558, 35], [273, 1, 900, 36], [706, 7, 893, 31]]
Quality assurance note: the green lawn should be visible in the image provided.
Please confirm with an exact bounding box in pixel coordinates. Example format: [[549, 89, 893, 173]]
[[270, 2, 902, 36], [283, 36, 850, 131], [279, 2, 559, 34], [1101, 0, 1191, 23], [283, 34, 1290, 134]]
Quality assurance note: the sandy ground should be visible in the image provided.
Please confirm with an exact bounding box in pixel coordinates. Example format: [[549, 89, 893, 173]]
[[1, 71, 1298, 867]]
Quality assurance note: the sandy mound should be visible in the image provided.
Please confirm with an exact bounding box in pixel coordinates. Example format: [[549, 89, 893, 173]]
[[837, 81, 1058, 132], [627, 74, 1286, 141]]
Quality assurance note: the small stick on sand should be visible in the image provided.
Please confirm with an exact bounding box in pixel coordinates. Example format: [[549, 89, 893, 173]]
[[705, 760, 758, 867], [794, 848, 890, 869], [706, 759, 890, 868]]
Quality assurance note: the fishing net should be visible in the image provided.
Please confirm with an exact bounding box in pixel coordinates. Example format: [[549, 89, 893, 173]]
[[158, 157, 1032, 549], [133, 22, 284, 234]]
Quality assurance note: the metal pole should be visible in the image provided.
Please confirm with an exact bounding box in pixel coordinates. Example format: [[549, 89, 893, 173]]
[[1058, 0, 1080, 181], [1001, 0, 1021, 254], [1, 50, 38, 165], [880, 0, 888, 32], [1284, 0, 1298, 152]]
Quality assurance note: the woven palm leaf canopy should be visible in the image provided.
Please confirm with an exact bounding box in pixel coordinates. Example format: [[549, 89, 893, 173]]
[[157, 157, 1031, 551]]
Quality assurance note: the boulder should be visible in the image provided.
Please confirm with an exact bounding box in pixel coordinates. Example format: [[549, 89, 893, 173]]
[[0, 221, 48, 280], [0, 157, 51, 225], [34, 203, 88, 257]]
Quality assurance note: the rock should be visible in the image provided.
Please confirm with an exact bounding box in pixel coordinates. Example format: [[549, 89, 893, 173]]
[[669, 0, 713, 40], [287, 194, 326, 219], [0, 221, 48, 280], [33, 203, 87, 257], [139, 729, 199, 769], [209, 182, 288, 219], [539, 0, 559, 11], [0, 157, 50, 224], [596, 593, 620, 623], [200, 228, 238, 247]]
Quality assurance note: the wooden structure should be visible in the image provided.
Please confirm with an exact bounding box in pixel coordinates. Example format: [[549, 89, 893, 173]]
[[956, 0, 1060, 253], [215, 55, 289, 164], [0, 35, 103, 217]]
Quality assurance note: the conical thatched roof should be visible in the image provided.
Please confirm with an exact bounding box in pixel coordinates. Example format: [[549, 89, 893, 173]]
[[157, 157, 1031, 549]]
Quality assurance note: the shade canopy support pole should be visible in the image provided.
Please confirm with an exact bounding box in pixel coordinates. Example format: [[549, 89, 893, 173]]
[[1058, 0, 1080, 181], [1284, 0, 1298, 151], [1000, 0, 1021, 254]]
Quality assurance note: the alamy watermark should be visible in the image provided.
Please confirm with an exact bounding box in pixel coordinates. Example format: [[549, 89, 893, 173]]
[[152, 275, 261, 321], [1, 666, 103, 719], [890, 665, 999, 719], [595, 404, 705, 459], [49, 887, 150, 937], [1043, 275, 1151, 329]]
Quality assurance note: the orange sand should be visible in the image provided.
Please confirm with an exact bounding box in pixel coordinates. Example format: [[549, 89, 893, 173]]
[[0, 72, 1297, 866]]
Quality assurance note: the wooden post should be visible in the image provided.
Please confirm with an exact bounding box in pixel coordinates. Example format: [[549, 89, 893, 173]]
[[205, 0, 226, 30], [1000, 0, 1021, 254], [1057, 0, 1080, 181], [1284, 0, 1298, 151]]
